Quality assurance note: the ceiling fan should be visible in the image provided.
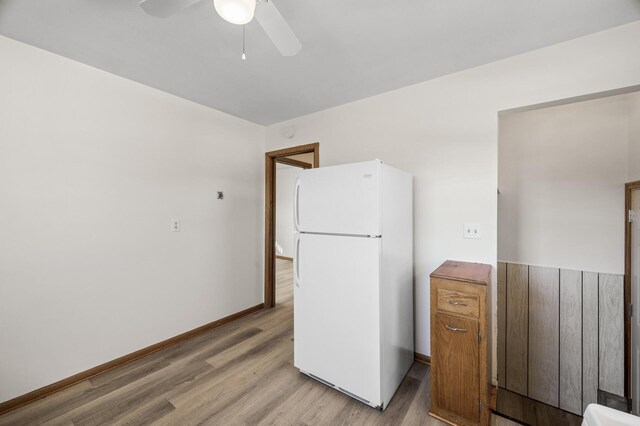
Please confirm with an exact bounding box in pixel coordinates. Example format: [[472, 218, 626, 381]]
[[139, 0, 301, 57]]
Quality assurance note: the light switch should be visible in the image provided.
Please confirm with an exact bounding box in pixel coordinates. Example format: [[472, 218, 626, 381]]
[[172, 219, 181, 232], [463, 223, 480, 239]]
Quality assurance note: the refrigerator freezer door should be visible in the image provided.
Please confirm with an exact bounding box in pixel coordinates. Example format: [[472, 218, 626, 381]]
[[296, 161, 380, 236], [294, 232, 381, 406]]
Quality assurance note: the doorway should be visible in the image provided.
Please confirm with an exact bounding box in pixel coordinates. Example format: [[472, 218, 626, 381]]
[[627, 181, 640, 414], [496, 90, 640, 423], [264, 143, 319, 308]]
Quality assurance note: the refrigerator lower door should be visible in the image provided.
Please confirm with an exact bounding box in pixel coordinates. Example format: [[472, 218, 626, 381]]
[[294, 232, 382, 407]]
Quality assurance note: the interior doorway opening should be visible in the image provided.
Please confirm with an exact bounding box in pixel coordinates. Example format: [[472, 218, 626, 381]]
[[496, 88, 640, 423], [264, 143, 319, 308], [274, 156, 313, 306], [626, 181, 640, 415]]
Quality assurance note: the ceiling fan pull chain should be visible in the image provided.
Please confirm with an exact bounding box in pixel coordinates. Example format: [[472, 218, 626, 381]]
[[242, 24, 247, 61]]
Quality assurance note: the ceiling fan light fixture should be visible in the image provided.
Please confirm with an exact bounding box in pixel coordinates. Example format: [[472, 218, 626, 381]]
[[213, 0, 256, 25]]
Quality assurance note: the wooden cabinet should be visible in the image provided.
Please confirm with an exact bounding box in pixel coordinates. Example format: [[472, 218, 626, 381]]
[[429, 260, 492, 426]]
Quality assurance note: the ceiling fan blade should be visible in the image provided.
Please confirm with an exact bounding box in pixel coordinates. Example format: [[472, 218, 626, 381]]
[[139, 0, 202, 18], [254, 0, 301, 56]]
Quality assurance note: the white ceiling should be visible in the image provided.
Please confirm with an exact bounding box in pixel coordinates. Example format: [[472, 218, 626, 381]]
[[1, 0, 640, 125]]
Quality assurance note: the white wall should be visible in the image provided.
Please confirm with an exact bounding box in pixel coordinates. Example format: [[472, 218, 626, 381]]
[[498, 94, 640, 274], [276, 164, 298, 258], [286, 152, 314, 165], [0, 36, 265, 402], [265, 22, 640, 373]]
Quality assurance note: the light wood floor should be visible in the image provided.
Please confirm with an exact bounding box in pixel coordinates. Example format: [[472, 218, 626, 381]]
[[0, 259, 516, 425]]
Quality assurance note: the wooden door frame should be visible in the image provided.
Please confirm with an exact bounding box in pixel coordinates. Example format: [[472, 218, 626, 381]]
[[625, 180, 640, 397], [264, 143, 319, 308]]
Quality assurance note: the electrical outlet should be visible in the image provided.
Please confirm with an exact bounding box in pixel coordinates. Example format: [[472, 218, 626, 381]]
[[171, 219, 181, 232], [464, 223, 481, 239]]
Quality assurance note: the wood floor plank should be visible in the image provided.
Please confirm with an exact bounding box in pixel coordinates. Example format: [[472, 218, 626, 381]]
[[119, 398, 175, 426], [294, 383, 351, 425], [204, 363, 307, 425], [0, 380, 93, 426], [401, 363, 432, 425], [159, 334, 295, 423], [70, 361, 211, 425], [50, 325, 267, 425], [157, 327, 293, 417], [256, 379, 329, 426], [162, 326, 263, 364], [370, 375, 421, 425], [0, 259, 518, 426], [330, 394, 378, 426], [1, 358, 172, 425]]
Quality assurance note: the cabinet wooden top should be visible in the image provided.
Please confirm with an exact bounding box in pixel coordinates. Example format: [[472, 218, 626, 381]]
[[430, 260, 491, 286]]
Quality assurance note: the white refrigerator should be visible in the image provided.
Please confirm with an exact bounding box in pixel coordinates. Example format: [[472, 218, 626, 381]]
[[293, 159, 414, 410]]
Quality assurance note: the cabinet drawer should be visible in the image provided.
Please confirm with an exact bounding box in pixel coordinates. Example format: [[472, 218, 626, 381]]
[[437, 288, 479, 318]]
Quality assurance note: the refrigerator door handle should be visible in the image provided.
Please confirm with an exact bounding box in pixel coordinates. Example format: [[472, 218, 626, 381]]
[[294, 178, 301, 232], [294, 237, 301, 287]]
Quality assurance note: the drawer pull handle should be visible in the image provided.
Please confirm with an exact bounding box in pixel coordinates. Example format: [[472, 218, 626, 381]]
[[447, 300, 468, 306], [445, 324, 467, 333]]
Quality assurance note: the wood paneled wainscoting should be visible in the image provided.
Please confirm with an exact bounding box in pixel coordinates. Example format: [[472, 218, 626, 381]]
[[496, 262, 625, 418]]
